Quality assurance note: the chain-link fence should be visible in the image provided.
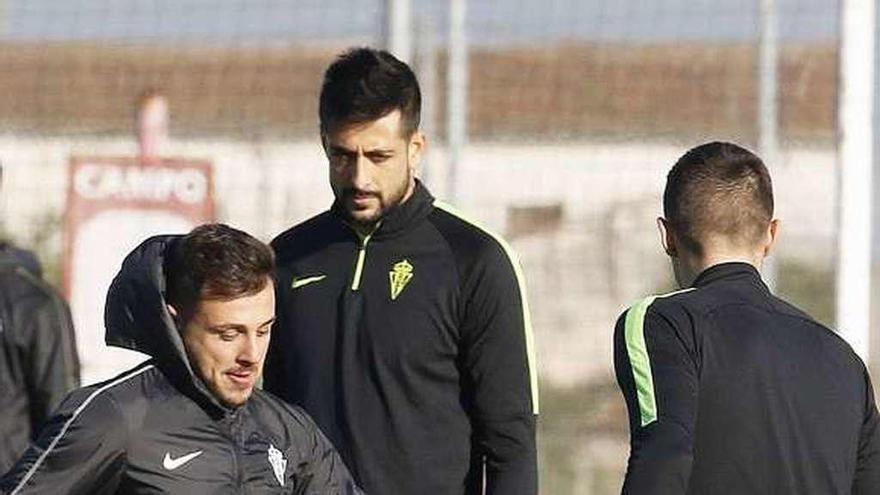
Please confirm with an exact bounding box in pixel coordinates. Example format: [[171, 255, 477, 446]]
[[0, 1, 843, 493]]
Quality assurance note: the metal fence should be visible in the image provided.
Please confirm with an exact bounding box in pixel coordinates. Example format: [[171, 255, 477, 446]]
[[0, 1, 849, 493]]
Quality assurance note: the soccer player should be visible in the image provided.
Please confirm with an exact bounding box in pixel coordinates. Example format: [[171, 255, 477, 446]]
[[264, 47, 539, 494], [614, 141, 880, 493], [1, 224, 362, 494], [0, 162, 80, 474]]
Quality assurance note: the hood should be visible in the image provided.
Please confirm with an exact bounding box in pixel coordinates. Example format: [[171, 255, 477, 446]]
[[0, 242, 43, 277], [104, 234, 228, 416]]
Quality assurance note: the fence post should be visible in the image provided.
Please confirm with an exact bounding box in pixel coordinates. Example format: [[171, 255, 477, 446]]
[[758, 0, 779, 291], [837, 0, 875, 363], [447, 0, 468, 202]]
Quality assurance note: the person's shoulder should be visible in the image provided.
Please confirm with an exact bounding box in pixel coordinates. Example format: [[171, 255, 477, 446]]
[[429, 200, 499, 246], [49, 362, 157, 432], [271, 211, 344, 263], [616, 288, 699, 330], [769, 293, 828, 328], [0, 242, 42, 277], [428, 200, 519, 270], [77, 362, 158, 409], [0, 263, 69, 336], [771, 295, 865, 368], [0, 259, 57, 306]]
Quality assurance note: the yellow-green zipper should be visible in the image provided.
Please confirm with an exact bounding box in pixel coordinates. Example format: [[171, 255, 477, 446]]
[[350, 225, 378, 291]]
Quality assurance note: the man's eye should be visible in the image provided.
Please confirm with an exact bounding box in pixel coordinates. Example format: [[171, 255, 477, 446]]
[[257, 329, 270, 338], [220, 331, 238, 341], [371, 155, 391, 163], [330, 155, 354, 169]]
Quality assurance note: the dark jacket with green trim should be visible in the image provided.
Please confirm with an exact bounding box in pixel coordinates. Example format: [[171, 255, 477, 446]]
[[0, 243, 79, 475], [1, 235, 362, 495], [265, 181, 538, 495], [614, 262, 880, 494]]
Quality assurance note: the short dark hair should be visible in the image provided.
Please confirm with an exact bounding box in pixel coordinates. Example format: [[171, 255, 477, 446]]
[[164, 223, 274, 316], [664, 141, 774, 255], [319, 47, 421, 138]]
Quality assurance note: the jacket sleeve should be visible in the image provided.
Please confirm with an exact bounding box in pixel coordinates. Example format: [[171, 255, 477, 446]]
[[853, 367, 880, 494], [291, 409, 364, 495], [459, 243, 538, 495], [613, 303, 698, 495], [0, 387, 126, 494], [23, 286, 80, 433]]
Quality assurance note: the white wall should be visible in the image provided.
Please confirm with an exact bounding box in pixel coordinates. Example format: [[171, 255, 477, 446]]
[[0, 135, 838, 384]]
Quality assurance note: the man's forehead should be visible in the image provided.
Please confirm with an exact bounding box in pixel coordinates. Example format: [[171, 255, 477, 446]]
[[325, 111, 409, 147], [194, 284, 275, 320]]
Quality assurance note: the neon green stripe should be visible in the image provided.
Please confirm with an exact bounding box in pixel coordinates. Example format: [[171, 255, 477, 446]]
[[350, 230, 375, 291], [625, 296, 659, 427], [434, 201, 540, 415], [624, 288, 695, 427]]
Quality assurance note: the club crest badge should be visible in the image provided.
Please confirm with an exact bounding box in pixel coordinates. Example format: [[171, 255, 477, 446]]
[[267, 444, 287, 486], [389, 259, 414, 301]]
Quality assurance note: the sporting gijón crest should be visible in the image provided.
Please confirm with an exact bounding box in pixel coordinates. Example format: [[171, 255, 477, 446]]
[[389, 259, 414, 300]]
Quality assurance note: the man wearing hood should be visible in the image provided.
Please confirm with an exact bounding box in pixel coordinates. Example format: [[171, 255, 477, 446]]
[[1, 224, 362, 494], [0, 158, 80, 474]]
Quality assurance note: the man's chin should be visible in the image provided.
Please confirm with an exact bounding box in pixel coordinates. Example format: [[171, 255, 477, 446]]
[[220, 394, 250, 408], [214, 387, 253, 408], [346, 208, 382, 227]]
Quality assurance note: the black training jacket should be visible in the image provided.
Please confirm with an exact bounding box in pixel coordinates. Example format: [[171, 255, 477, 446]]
[[1, 235, 362, 495], [614, 262, 880, 494], [265, 182, 539, 495], [0, 243, 79, 474]]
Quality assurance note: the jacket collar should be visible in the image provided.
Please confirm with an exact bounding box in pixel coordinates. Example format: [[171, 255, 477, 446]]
[[692, 261, 767, 290], [331, 180, 435, 240]]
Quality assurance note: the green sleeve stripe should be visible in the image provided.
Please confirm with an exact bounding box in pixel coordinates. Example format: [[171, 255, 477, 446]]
[[434, 201, 541, 415], [625, 296, 660, 427], [624, 288, 695, 427]]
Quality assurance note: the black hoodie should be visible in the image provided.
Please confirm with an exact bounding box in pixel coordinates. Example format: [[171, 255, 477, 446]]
[[0, 243, 79, 475], [1, 235, 363, 495]]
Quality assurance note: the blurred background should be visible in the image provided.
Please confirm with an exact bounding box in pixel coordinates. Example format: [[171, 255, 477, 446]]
[[0, 0, 877, 493]]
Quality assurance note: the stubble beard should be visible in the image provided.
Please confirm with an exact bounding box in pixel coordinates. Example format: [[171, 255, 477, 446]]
[[340, 167, 414, 230]]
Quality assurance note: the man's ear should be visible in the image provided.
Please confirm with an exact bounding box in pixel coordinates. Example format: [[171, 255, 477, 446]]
[[408, 131, 426, 171], [657, 217, 678, 257], [763, 218, 780, 257]]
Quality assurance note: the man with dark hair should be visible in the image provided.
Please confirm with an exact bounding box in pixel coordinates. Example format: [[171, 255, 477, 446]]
[[0, 161, 80, 474], [661, 142, 776, 278], [613, 141, 880, 494], [2, 224, 362, 494], [264, 47, 538, 495]]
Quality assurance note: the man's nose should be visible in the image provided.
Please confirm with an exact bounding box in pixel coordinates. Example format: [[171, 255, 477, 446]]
[[237, 334, 259, 365], [350, 153, 372, 189]]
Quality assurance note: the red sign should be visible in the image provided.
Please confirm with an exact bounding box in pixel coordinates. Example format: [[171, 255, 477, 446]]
[[64, 157, 214, 384]]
